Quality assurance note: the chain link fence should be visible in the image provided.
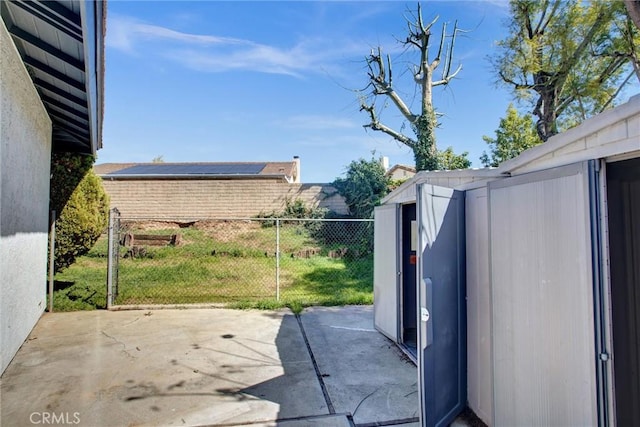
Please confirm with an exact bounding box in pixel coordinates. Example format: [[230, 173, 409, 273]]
[[106, 210, 374, 308]]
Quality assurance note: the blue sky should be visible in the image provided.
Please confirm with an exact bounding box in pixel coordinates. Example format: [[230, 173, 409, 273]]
[[97, 1, 632, 182]]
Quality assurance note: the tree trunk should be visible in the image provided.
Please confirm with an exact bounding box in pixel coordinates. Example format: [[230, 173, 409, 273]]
[[412, 110, 439, 171], [625, 0, 640, 30]]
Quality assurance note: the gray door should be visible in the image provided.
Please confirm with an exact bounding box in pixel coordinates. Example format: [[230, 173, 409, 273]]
[[374, 204, 399, 341], [417, 184, 466, 427]]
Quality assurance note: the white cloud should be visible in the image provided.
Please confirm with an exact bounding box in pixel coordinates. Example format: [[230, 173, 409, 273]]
[[106, 14, 251, 53], [106, 14, 369, 78]]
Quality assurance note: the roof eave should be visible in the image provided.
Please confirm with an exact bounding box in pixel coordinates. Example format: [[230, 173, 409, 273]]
[[79, 0, 105, 155], [497, 94, 640, 175]]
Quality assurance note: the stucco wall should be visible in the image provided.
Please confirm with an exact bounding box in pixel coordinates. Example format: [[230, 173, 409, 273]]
[[0, 20, 52, 374], [100, 179, 349, 218]]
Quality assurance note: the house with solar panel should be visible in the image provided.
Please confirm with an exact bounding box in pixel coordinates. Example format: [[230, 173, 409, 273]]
[[94, 156, 348, 219]]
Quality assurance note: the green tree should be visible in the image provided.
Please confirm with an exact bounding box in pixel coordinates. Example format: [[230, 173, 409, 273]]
[[492, 0, 633, 142], [437, 146, 471, 170], [594, 1, 640, 98], [333, 157, 390, 219], [50, 153, 109, 273], [360, 3, 469, 171], [480, 104, 542, 167]]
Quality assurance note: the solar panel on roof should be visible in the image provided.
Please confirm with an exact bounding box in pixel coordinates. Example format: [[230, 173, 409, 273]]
[[109, 163, 267, 176]]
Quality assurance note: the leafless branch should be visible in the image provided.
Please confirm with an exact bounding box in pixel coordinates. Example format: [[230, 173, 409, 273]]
[[600, 69, 636, 112], [360, 102, 417, 148], [499, 71, 534, 90], [365, 48, 417, 121], [433, 64, 462, 86]]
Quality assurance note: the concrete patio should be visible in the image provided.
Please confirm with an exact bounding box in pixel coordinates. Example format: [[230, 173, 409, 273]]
[[0, 306, 421, 427]]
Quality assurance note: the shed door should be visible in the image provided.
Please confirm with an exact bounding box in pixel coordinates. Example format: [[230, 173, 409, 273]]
[[417, 184, 466, 427], [489, 161, 603, 426], [374, 204, 399, 341]]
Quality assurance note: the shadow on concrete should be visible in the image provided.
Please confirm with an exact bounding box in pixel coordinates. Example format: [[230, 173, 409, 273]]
[[115, 311, 331, 425], [1, 307, 419, 426], [237, 312, 332, 422]]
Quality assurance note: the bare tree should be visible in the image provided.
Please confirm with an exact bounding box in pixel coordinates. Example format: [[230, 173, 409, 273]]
[[360, 3, 468, 171]]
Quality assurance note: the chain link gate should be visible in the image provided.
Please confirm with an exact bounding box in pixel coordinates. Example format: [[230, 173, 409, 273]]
[[106, 215, 374, 308]]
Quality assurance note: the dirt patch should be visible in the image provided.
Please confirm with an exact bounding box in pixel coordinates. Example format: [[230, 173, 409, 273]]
[[193, 220, 262, 242], [118, 219, 267, 246]]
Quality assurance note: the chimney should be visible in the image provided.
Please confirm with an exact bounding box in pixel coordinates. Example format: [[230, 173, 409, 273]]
[[293, 156, 301, 183], [381, 156, 389, 171]]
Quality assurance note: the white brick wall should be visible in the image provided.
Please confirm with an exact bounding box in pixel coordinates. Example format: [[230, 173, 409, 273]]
[[101, 179, 349, 218]]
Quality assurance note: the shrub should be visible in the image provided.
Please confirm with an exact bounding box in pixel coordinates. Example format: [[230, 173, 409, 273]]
[[51, 154, 109, 273], [256, 197, 328, 227], [282, 198, 328, 219], [49, 152, 95, 214], [332, 156, 390, 219]]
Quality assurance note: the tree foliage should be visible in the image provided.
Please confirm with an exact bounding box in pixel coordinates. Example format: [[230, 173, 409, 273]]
[[49, 152, 95, 215], [597, 2, 640, 88], [360, 3, 469, 171], [333, 157, 390, 219], [481, 104, 542, 167], [437, 146, 471, 170], [492, 0, 635, 142], [50, 153, 109, 273]]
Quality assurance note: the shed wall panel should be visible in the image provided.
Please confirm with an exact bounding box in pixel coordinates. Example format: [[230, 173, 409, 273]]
[[465, 187, 493, 425], [628, 114, 640, 138], [489, 163, 598, 425]]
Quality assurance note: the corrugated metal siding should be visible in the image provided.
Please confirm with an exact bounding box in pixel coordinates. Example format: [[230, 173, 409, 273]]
[[465, 187, 493, 425], [373, 204, 399, 341], [489, 163, 598, 425]]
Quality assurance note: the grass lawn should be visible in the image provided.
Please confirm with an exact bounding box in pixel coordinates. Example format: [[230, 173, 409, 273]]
[[52, 221, 373, 312]]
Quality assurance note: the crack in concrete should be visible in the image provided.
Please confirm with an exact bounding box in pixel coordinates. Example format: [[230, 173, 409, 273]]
[[352, 388, 379, 417], [101, 331, 136, 359]]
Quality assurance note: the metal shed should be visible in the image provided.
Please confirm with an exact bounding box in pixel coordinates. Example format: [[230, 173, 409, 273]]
[[374, 94, 640, 426]]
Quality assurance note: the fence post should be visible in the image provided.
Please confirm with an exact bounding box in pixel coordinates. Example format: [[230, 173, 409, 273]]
[[48, 210, 56, 312], [106, 208, 119, 309], [276, 218, 280, 301]]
